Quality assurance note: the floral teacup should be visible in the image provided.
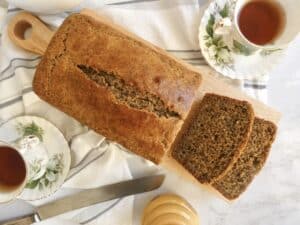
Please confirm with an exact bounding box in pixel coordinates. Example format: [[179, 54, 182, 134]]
[[0, 135, 48, 203]]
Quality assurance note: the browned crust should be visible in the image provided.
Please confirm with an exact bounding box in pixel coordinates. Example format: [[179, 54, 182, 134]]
[[212, 118, 277, 200], [33, 13, 201, 163]]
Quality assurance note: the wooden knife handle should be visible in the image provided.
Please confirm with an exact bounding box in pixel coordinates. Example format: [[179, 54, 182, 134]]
[[1, 214, 37, 225], [7, 12, 54, 55]]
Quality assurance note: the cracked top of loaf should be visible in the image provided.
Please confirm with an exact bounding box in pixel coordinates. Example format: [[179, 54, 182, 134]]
[[33, 13, 202, 163]]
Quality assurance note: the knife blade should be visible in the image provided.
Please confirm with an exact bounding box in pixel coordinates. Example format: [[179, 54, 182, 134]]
[[1, 174, 164, 225]]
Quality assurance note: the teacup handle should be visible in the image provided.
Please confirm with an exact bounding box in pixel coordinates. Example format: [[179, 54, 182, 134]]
[[12, 135, 49, 181], [13, 135, 41, 155], [7, 12, 54, 55]]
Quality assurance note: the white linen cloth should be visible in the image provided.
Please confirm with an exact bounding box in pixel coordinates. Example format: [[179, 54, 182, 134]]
[[0, 0, 275, 225]]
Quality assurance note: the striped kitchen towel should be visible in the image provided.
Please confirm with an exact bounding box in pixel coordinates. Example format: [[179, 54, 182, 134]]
[[0, 0, 268, 224]]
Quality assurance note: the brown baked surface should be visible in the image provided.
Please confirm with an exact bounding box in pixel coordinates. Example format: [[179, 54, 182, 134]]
[[33, 13, 202, 163], [171, 93, 254, 184], [212, 118, 277, 200]]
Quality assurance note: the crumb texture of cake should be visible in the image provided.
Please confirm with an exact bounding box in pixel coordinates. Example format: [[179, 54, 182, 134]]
[[172, 93, 254, 184], [212, 118, 277, 200], [33, 13, 201, 163], [77, 65, 180, 118]]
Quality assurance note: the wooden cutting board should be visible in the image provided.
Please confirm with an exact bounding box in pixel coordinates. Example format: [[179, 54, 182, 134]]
[[8, 9, 281, 193]]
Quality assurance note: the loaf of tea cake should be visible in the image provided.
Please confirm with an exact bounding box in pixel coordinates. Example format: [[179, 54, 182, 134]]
[[33, 13, 201, 163], [171, 93, 254, 184], [212, 118, 277, 200]]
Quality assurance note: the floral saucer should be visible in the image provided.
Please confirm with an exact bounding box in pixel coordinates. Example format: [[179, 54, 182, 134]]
[[0, 116, 71, 201], [199, 0, 286, 80]]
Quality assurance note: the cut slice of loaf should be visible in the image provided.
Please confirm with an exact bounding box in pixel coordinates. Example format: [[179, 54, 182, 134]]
[[212, 118, 277, 200], [171, 93, 254, 184]]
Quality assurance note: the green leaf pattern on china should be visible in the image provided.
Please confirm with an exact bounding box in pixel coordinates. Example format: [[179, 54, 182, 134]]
[[17, 122, 44, 142], [206, 14, 215, 38], [203, 2, 281, 67], [203, 3, 233, 66], [233, 40, 253, 56], [25, 153, 64, 190], [219, 3, 229, 18]]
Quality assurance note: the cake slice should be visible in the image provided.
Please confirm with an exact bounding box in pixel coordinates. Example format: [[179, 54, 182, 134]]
[[171, 93, 254, 184], [212, 118, 277, 200]]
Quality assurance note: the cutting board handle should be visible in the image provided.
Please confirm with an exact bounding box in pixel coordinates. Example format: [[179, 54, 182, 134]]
[[8, 12, 54, 55]]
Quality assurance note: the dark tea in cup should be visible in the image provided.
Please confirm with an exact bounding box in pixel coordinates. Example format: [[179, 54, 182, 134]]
[[238, 0, 286, 45], [0, 145, 26, 192]]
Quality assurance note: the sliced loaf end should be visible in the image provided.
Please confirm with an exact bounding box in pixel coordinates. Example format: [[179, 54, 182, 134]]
[[212, 118, 277, 200]]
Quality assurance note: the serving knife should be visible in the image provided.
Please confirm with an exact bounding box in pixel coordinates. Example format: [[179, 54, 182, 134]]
[[1, 174, 164, 225]]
